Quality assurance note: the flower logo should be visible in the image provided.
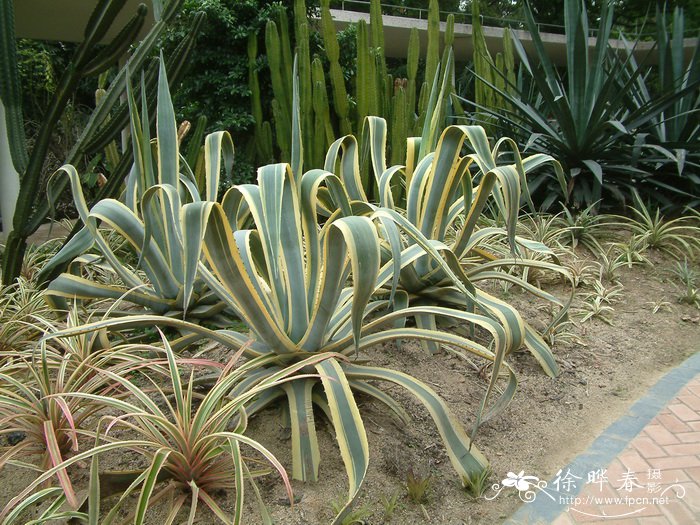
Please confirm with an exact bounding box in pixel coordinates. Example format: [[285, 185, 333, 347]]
[[485, 469, 553, 503], [502, 471, 541, 492]]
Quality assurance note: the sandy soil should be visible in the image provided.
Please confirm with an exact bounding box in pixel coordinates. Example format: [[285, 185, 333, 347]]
[[1, 249, 698, 524]]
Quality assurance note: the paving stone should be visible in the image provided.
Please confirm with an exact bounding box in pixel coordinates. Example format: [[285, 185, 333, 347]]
[[550, 513, 576, 525], [631, 436, 666, 458], [652, 468, 689, 483], [667, 402, 700, 422], [618, 450, 651, 473], [644, 424, 680, 446], [653, 412, 693, 433], [596, 502, 663, 518], [678, 394, 700, 411], [684, 466, 700, 480], [659, 500, 697, 525], [675, 481, 700, 512], [662, 443, 700, 456], [604, 518, 639, 525], [637, 517, 673, 524], [675, 431, 700, 444], [647, 454, 700, 470], [507, 358, 700, 525]]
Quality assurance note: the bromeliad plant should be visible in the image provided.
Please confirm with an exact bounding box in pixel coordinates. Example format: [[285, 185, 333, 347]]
[[1, 336, 331, 525], [0, 312, 164, 510], [41, 60, 233, 322], [0, 277, 53, 356]]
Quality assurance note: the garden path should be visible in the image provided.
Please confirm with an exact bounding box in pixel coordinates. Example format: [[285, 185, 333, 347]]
[[506, 352, 700, 525]]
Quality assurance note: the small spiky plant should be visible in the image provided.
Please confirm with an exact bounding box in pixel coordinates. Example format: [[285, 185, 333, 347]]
[[611, 191, 700, 259], [671, 259, 700, 307], [556, 202, 609, 256], [0, 278, 54, 356], [1, 335, 329, 525], [0, 333, 155, 510]]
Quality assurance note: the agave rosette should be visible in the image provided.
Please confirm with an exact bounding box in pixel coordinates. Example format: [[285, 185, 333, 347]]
[[46, 152, 519, 524], [41, 59, 232, 321], [326, 105, 571, 377]]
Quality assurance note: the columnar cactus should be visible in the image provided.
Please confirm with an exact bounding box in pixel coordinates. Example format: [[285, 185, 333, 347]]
[[320, 0, 351, 136], [1, 0, 196, 284]]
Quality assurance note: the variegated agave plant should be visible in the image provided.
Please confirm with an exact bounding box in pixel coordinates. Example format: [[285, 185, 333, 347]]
[[326, 105, 571, 377], [41, 59, 232, 322], [55, 160, 516, 523], [41, 55, 563, 523]]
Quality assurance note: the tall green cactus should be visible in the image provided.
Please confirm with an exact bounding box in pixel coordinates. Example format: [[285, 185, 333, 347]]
[[356, 19, 378, 128], [293, 0, 314, 170], [248, 34, 263, 131], [277, 6, 294, 102], [0, 0, 27, 174], [1, 0, 195, 284], [416, 81, 429, 134], [252, 0, 460, 174], [312, 57, 334, 167], [473, 0, 495, 131], [320, 0, 351, 135], [370, 0, 390, 117], [443, 15, 466, 119], [416, 0, 441, 135], [95, 74, 120, 172], [500, 27, 517, 112], [247, 33, 264, 163], [390, 85, 408, 166], [472, 1, 516, 132], [442, 14, 455, 65], [425, 0, 440, 89], [406, 27, 419, 120], [266, 18, 293, 161]]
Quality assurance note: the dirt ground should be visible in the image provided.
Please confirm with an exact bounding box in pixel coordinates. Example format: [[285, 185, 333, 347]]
[[254, 251, 699, 525], [1, 249, 698, 524]]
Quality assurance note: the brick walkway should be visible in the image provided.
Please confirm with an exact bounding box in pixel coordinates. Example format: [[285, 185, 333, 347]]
[[552, 376, 700, 524], [506, 353, 700, 525]]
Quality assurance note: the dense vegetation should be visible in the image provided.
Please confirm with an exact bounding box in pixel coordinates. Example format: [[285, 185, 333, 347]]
[[0, 0, 698, 523]]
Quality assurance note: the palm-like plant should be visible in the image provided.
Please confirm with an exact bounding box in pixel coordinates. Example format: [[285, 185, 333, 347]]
[[40, 59, 232, 322], [621, 6, 700, 209], [465, 0, 698, 208]]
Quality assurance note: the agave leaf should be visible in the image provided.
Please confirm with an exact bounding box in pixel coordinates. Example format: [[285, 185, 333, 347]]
[[316, 359, 368, 525], [344, 363, 488, 477], [283, 379, 320, 481]]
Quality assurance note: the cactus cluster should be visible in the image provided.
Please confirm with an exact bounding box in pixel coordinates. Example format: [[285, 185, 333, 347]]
[[0, 0, 201, 285], [249, 0, 458, 173], [472, 0, 517, 132]]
